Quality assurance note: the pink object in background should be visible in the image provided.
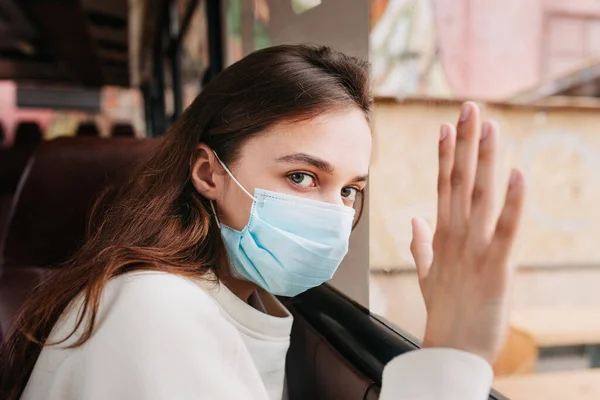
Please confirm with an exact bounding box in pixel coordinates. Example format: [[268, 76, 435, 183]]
[[0, 81, 53, 146]]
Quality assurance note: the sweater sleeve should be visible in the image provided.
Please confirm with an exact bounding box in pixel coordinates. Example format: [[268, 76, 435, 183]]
[[379, 348, 494, 400], [68, 273, 271, 400]]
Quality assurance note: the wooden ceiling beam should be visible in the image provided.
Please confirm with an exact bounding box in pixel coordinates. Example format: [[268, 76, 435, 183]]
[[20, 0, 105, 87]]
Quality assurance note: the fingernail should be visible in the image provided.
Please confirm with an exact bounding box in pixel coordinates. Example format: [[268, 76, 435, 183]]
[[439, 125, 448, 142], [481, 122, 490, 141], [459, 103, 471, 122], [509, 169, 518, 187]]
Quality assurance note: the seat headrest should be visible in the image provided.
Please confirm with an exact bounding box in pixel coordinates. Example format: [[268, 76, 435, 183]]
[[2, 137, 161, 267], [14, 122, 42, 150], [111, 123, 135, 138], [75, 122, 100, 137]]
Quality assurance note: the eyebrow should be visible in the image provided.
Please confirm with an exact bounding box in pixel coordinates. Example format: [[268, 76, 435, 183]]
[[276, 153, 369, 182], [352, 175, 369, 183], [276, 153, 334, 173]]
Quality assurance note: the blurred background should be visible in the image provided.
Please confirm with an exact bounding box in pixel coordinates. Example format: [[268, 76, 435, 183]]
[[1, 0, 600, 398], [368, 2, 600, 398]]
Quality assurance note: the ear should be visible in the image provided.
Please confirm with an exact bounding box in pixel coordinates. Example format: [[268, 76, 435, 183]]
[[191, 143, 222, 200]]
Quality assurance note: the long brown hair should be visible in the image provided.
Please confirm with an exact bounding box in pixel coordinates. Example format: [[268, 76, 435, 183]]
[[0, 44, 371, 399]]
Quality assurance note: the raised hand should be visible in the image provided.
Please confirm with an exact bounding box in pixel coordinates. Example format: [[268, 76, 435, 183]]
[[410, 101, 526, 364]]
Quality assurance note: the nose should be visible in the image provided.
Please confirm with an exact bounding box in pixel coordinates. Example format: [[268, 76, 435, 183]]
[[321, 188, 344, 206]]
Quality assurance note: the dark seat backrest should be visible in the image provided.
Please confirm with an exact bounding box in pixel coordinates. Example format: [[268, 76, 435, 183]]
[[0, 150, 32, 196], [3, 137, 160, 267], [0, 122, 6, 147], [0, 149, 34, 257], [0, 137, 160, 339], [0, 121, 42, 251]]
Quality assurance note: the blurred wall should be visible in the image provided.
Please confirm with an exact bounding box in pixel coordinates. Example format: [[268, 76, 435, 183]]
[[0, 81, 142, 142], [370, 98, 600, 270], [371, 0, 600, 99], [266, 0, 369, 59], [369, 97, 600, 338], [0, 81, 53, 145], [370, 268, 600, 339]]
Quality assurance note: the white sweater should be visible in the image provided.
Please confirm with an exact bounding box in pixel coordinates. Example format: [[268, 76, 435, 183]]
[[22, 272, 493, 400]]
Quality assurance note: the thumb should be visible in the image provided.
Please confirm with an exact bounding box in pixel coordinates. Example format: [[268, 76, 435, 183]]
[[410, 217, 434, 281]]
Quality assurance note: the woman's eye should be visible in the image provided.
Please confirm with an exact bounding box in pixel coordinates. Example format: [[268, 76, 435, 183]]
[[288, 172, 316, 188], [341, 187, 358, 201]]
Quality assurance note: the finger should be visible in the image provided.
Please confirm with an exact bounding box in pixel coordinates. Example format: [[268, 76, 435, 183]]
[[410, 217, 434, 282], [487, 169, 526, 280], [436, 123, 456, 236], [468, 121, 500, 247], [450, 101, 481, 234]]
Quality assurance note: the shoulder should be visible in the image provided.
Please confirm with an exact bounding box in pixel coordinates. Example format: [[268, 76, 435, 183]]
[[32, 273, 266, 400], [88, 272, 246, 365], [97, 271, 223, 327], [71, 271, 245, 360], [53, 271, 228, 346], [104, 271, 219, 311]]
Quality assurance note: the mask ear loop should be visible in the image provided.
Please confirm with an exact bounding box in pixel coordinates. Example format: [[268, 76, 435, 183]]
[[210, 150, 256, 228], [210, 201, 221, 228], [212, 150, 255, 201]]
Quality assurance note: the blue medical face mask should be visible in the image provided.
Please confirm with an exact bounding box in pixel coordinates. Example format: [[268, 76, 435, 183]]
[[211, 152, 355, 297]]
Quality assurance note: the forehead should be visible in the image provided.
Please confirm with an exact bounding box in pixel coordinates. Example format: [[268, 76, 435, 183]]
[[239, 108, 372, 174]]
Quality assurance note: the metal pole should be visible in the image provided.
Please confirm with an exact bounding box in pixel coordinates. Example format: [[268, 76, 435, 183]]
[[152, 51, 166, 135], [151, 0, 170, 136], [169, 0, 183, 119], [141, 83, 154, 137], [205, 0, 224, 82], [166, 0, 200, 56]]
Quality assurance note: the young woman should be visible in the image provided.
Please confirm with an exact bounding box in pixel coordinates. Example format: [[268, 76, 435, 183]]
[[0, 45, 525, 399]]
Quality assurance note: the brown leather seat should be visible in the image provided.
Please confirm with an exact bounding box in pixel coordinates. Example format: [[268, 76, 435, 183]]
[[0, 122, 42, 256], [0, 137, 159, 339], [0, 150, 34, 262], [0, 122, 6, 147], [0, 123, 43, 343]]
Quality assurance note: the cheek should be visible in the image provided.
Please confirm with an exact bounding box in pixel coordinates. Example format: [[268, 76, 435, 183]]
[[217, 184, 254, 230]]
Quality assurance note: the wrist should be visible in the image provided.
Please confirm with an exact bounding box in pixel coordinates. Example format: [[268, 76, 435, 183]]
[[421, 335, 495, 364]]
